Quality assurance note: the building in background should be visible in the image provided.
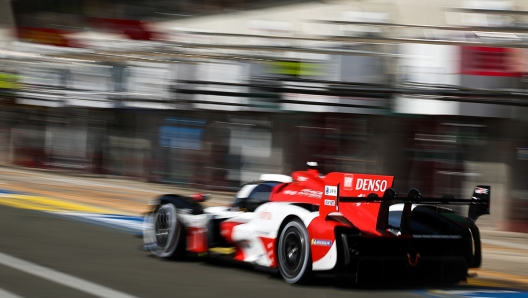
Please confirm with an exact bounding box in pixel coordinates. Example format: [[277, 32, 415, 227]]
[[0, 0, 528, 231]]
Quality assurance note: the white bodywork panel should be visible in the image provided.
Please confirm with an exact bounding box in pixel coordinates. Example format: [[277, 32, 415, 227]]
[[312, 242, 338, 270], [230, 203, 319, 267], [389, 203, 418, 211], [258, 174, 292, 183], [184, 201, 337, 270]]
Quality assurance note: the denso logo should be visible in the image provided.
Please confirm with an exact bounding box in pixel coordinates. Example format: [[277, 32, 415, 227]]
[[355, 179, 388, 192]]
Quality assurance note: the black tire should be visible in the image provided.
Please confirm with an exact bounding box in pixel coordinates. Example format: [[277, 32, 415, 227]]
[[143, 203, 185, 258], [277, 219, 312, 284]]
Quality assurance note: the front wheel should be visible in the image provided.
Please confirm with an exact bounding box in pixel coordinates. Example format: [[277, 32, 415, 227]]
[[143, 203, 185, 258], [277, 219, 312, 284]]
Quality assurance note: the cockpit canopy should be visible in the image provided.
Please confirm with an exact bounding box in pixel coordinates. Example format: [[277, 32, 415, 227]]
[[232, 174, 291, 212]]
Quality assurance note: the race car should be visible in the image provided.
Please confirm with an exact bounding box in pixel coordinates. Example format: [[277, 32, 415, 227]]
[[142, 165, 490, 285]]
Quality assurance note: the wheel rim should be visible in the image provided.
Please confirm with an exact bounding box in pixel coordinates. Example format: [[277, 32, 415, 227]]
[[278, 221, 308, 283], [154, 204, 177, 251], [284, 230, 303, 274]]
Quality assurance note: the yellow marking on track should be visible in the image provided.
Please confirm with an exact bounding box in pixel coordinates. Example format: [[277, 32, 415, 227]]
[[465, 277, 512, 288], [0, 194, 119, 214], [469, 269, 528, 288]]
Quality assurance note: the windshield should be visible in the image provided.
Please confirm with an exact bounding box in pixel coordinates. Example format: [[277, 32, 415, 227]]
[[232, 181, 282, 207]]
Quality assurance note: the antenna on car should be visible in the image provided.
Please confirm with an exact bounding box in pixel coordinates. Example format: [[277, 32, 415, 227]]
[[306, 161, 320, 176]]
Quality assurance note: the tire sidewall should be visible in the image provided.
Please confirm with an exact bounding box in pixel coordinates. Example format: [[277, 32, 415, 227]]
[[147, 203, 182, 258], [278, 219, 311, 284]]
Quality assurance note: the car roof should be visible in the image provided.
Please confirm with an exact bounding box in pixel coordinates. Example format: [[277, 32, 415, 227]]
[[236, 181, 284, 198], [258, 174, 292, 183]]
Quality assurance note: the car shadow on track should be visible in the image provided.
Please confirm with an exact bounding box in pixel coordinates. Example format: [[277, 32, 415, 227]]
[[195, 256, 475, 292]]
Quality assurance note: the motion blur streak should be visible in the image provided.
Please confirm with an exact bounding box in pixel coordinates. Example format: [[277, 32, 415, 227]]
[[0, 194, 115, 213], [470, 269, 528, 286], [0, 0, 526, 293], [0, 1, 527, 231]]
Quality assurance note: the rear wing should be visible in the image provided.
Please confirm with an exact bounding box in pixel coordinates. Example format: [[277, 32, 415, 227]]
[[321, 184, 490, 234]]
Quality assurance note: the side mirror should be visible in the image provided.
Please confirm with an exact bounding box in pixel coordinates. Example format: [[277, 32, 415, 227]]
[[192, 193, 210, 202]]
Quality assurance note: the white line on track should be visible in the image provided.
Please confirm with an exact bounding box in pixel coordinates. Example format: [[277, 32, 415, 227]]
[[0, 251, 140, 298], [0, 287, 23, 298]]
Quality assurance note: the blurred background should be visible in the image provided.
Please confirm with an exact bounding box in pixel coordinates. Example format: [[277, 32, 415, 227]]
[[0, 0, 527, 232]]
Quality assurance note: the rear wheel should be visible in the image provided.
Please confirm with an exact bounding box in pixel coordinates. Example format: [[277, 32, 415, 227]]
[[277, 219, 312, 284], [466, 226, 482, 268], [144, 203, 185, 258]]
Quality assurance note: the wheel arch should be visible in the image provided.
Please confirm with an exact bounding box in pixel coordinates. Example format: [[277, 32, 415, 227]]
[[411, 205, 482, 268], [275, 216, 314, 283]]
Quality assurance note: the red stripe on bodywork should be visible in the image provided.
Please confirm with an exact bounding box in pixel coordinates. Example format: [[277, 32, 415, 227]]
[[258, 236, 277, 268], [338, 202, 382, 236], [307, 217, 349, 262], [219, 221, 246, 261], [186, 227, 208, 253], [220, 221, 243, 243]]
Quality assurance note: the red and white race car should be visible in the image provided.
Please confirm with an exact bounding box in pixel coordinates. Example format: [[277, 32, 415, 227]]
[[143, 165, 490, 285]]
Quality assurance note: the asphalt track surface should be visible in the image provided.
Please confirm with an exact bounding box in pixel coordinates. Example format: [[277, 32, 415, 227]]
[[0, 204, 427, 298], [0, 166, 528, 297]]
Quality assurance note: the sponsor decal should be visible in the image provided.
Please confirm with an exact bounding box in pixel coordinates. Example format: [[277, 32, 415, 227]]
[[344, 174, 354, 190], [254, 230, 270, 236], [324, 186, 338, 197], [355, 178, 388, 192], [299, 189, 322, 198], [324, 199, 335, 206], [297, 176, 308, 182], [258, 211, 272, 220], [311, 239, 333, 246], [474, 187, 489, 195], [284, 189, 322, 199]]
